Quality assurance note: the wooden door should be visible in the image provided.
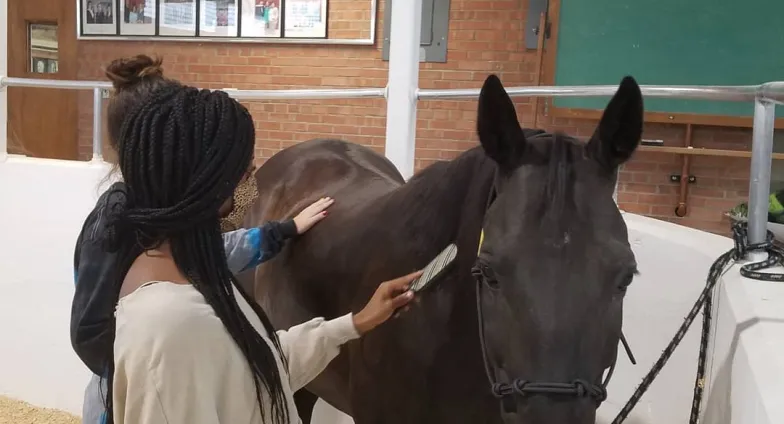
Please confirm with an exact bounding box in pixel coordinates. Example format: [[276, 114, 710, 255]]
[[7, 0, 78, 160]]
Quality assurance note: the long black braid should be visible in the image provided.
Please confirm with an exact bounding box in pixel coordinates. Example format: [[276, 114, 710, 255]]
[[101, 84, 290, 424]]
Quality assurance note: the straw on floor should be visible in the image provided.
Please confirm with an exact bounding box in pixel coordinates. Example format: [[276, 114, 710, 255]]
[[0, 395, 79, 424]]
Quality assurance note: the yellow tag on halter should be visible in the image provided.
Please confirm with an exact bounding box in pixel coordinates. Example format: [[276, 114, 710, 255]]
[[477, 229, 485, 256]]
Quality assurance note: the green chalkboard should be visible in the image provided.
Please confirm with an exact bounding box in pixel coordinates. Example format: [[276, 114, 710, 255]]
[[552, 0, 784, 118]]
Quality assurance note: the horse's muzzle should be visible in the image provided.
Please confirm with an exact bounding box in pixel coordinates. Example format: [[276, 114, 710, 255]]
[[501, 395, 597, 424]]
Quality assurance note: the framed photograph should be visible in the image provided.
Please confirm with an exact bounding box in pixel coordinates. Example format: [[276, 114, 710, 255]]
[[200, 0, 238, 37], [82, 0, 118, 35], [240, 0, 281, 38], [283, 0, 327, 38], [31, 58, 47, 74], [120, 0, 156, 35], [159, 0, 196, 36]]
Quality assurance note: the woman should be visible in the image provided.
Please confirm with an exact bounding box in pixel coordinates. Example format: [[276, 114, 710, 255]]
[[71, 55, 349, 424], [94, 58, 420, 423]]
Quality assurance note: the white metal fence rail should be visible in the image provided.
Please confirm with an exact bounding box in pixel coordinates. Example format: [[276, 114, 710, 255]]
[[0, 76, 781, 247], [0, 75, 781, 246]]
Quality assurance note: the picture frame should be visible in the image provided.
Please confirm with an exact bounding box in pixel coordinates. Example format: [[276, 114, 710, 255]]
[[159, 0, 197, 36], [200, 0, 239, 37], [76, 0, 347, 42], [120, 0, 157, 35], [283, 0, 327, 39], [31, 58, 47, 74], [30, 57, 58, 74], [82, 0, 118, 35], [240, 0, 282, 38]]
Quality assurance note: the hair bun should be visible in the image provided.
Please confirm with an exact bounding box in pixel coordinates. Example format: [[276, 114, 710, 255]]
[[104, 55, 164, 93]]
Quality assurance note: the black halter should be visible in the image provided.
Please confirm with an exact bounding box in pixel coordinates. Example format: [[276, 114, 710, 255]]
[[470, 182, 635, 413]]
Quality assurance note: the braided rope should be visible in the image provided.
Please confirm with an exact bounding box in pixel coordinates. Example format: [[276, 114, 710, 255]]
[[611, 221, 784, 423]]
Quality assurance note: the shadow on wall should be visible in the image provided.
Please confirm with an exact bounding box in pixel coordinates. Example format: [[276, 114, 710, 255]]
[[701, 317, 747, 424], [703, 316, 784, 424]]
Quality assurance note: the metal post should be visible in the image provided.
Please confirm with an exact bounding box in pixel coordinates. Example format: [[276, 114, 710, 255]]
[[91, 88, 104, 161], [0, 0, 8, 162], [747, 99, 777, 245], [383, 0, 422, 180]]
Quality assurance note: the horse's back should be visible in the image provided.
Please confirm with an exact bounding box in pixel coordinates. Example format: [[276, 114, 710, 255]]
[[241, 139, 404, 415], [251, 138, 403, 222], [246, 138, 404, 296]]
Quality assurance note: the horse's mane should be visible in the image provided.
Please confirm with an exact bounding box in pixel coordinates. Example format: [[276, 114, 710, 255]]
[[368, 147, 496, 262], [545, 133, 579, 230], [372, 130, 581, 252], [397, 147, 493, 212], [522, 131, 583, 243], [342, 130, 581, 275]]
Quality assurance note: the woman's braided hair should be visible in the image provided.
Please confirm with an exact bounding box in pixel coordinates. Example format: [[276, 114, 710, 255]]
[[101, 83, 290, 424]]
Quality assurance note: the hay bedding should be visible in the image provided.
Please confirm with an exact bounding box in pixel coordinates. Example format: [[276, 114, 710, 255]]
[[0, 395, 79, 424]]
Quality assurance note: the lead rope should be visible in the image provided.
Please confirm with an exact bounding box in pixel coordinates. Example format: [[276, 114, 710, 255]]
[[611, 221, 784, 424]]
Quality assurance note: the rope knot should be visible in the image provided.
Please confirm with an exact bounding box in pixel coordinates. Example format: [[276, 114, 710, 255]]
[[730, 220, 776, 260], [595, 387, 608, 403], [573, 380, 587, 397], [512, 379, 530, 396], [491, 383, 509, 398], [571, 379, 607, 402]]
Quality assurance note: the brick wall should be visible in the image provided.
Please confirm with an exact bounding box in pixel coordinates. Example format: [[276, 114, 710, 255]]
[[74, 0, 749, 235]]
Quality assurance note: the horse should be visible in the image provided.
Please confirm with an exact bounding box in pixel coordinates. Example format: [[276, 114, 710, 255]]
[[237, 74, 643, 424]]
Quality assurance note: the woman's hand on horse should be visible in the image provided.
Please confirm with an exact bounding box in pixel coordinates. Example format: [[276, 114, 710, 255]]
[[293, 197, 335, 234], [352, 271, 423, 335]]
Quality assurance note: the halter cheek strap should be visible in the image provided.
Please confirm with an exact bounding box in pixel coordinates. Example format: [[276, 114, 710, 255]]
[[473, 226, 636, 413]]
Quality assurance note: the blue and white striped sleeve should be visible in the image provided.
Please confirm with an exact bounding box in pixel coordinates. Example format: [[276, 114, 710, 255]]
[[222, 220, 299, 274], [222, 228, 261, 274]]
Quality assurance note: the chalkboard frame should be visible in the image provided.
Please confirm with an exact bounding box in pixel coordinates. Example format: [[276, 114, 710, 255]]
[[540, 0, 784, 129]]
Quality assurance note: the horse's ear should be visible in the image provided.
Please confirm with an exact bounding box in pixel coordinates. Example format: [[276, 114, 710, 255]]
[[477, 74, 526, 170], [585, 76, 644, 171]]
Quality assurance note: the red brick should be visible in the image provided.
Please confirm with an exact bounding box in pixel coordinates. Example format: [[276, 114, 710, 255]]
[[69, 0, 761, 237], [620, 203, 652, 215]]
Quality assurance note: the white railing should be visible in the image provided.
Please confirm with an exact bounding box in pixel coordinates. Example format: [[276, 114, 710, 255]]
[[419, 82, 784, 102], [0, 75, 781, 247]]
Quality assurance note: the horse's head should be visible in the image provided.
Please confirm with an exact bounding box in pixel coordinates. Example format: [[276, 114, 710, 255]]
[[473, 75, 641, 423]]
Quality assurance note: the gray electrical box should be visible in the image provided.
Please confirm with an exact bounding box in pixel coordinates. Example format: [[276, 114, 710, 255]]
[[381, 0, 451, 63], [525, 0, 550, 50]]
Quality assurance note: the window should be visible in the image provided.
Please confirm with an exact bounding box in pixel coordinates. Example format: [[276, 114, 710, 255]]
[[29, 23, 59, 74]]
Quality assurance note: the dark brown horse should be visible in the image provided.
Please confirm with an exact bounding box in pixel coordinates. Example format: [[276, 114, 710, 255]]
[[238, 74, 643, 424]]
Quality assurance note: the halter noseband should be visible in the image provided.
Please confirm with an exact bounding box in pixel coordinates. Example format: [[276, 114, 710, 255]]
[[471, 260, 614, 413], [470, 184, 634, 413]]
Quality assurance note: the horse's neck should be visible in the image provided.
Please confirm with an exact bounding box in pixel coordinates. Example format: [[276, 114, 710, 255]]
[[354, 151, 496, 381], [374, 149, 495, 269]]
